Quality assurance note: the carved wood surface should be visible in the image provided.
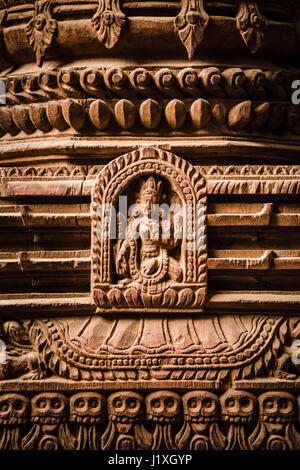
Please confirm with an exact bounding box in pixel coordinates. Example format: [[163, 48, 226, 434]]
[[91, 147, 207, 312], [0, 0, 298, 64], [0, 389, 300, 450], [0, 0, 300, 452]]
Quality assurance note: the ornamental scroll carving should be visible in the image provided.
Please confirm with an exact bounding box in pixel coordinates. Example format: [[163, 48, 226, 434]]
[[91, 148, 207, 313]]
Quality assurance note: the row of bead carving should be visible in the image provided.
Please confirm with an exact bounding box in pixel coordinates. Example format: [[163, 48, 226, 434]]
[[0, 98, 299, 136]]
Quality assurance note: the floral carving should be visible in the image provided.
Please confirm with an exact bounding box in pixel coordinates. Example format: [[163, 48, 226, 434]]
[[25, 0, 57, 67], [174, 0, 209, 59], [91, 0, 126, 49], [236, 0, 267, 54]]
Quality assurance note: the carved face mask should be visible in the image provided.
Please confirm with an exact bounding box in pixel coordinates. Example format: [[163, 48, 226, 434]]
[[108, 391, 143, 423], [259, 392, 296, 424], [145, 391, 181, 423], [182, 391, 219, 423], [0, 393, 29, 425], [70, 392, 106, 423], [31, 393, 68, 424], [220, 390, 257, 424]]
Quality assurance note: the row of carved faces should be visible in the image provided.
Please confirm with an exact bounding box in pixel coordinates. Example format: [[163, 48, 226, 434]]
[[0, 390, 299, 425]]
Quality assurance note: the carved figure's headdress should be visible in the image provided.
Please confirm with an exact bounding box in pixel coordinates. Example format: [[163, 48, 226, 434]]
[[139, 176, 162, 205]]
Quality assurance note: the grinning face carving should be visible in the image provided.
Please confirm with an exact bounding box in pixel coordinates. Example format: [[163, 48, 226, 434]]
[[0, 393, 29, 425], [259, 392, 296, 424], [108, 391, 143, 423], [70, 392, 106, 423], [31, 393, 68, 424], [182, 391, 219, 423], [220, 390, 257, 424], [145, 391, 181, 423]]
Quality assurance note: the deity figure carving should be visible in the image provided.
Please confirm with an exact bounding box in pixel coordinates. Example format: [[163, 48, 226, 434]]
[[115, 175, 183, 293], [91, 147, 207, 312]]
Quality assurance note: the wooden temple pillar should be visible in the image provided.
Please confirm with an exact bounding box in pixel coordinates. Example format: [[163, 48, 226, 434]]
[[0, 0, 300, 450]]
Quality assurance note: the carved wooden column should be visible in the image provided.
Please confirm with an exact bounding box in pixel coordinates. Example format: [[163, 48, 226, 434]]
[[0, 0, 300, 451]]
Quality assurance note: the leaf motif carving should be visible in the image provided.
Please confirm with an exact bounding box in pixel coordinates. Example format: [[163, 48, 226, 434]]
[[174, 0, 209, 60], [25, 0, 57, 67], [237, 0, 267, 54], [124, 287, 141, 307], [94, 289, 107, 306], [163, 288, 177, 307], [91, 0, 126, 49], [176, 288, 195, 308], [107, 287, 125, 307]]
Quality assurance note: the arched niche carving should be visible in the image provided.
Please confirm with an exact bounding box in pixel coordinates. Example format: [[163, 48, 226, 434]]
[[91, 147, 207, 313]]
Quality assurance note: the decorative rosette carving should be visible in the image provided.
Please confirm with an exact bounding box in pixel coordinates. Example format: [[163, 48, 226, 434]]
[[91, 0, 126, 49]]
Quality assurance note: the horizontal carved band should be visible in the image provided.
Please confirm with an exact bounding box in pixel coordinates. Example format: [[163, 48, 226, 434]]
[[0, 389, 299, 450], [2, 316, 300, 382], [4, 67, 296, 105], [0, 98, 300, 138], [0, 1, 297, 66], [2, 177, 299, 198], [1, 164, 300, 179]]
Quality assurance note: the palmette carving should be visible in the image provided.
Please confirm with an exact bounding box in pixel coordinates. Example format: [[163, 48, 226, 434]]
[[175, 0, 209, 59], [0, 0, 296, 67], [91, 147, 207, 312], [237, 0, 267, 54], [91, 0, 126, 49], [25, 0, 57, 67]]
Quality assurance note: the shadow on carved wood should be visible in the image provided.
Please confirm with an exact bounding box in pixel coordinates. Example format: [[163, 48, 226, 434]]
[[236, 0, 267, 54]]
